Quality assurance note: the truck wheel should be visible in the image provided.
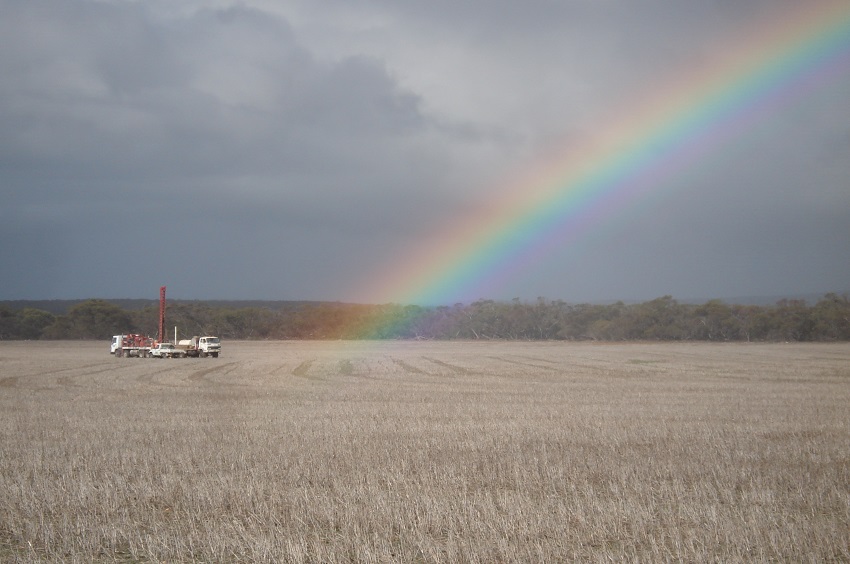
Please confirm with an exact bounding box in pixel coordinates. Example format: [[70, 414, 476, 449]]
[[212, 352, 219, 358]]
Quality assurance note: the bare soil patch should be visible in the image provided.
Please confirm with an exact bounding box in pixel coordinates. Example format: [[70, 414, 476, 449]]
[[1, 340, 848, 562]]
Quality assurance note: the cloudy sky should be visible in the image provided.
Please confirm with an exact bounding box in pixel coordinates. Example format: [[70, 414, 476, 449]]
[[2, 0, 848, 305]]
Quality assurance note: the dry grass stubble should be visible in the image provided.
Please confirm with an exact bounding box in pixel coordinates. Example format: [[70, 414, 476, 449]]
[[1, 340, 849, 562]]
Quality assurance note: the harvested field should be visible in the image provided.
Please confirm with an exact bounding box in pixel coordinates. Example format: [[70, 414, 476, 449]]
[[1, 340, 849, 562]]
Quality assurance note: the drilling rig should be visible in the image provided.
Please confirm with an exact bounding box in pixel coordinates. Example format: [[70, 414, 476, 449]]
[[158, 285, 166, 344], [110, 286, 166, 357], [110, 286, 221, 358]]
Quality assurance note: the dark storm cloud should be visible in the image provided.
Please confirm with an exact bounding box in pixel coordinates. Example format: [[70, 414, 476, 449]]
[[1, 0, 848, 302], [0, 0, 463, 299], [1, 1, 428, 183]]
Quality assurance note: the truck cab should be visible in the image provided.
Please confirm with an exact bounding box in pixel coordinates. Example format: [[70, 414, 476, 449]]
[[198, 336, 221, 357]]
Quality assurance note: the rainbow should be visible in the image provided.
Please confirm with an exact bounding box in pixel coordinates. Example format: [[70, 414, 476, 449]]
[[360, 2, 850, 317]]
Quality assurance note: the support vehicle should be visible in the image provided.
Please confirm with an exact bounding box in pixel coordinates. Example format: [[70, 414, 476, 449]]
[[177, 336, 222, 358], [150, 342, 186, 358], [111, 334, 154, 357]]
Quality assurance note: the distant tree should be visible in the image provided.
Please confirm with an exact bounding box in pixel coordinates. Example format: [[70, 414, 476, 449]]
[[694, 300, 738, 341], [772, 299, 815, 341], [208, 307, 278, 339], [128, 305, 162, 339], [0, 306, 17, 339], [623, 296, 689, 340], [811, 293, 850, 341], [15, 308, 56, 339], [513, 298, 564, 340], [42, 299, 133, 340], [562, 302, 625, 340], [466, 300, 499, 339], [730, 304, 761, 342]]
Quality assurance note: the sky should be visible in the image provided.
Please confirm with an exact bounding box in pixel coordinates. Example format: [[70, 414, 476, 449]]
[[1, 0, 849, 305]]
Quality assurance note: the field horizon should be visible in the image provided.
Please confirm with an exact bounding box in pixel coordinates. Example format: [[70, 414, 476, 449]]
[[1, 340, 848, 562]]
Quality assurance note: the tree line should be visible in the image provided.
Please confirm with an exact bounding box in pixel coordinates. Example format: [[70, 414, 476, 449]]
[[1, 294, 849, 342]]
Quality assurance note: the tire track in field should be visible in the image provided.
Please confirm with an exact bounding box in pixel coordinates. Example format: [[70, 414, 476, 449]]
[[337, 358, 405, 383], [18, 362, 104, 379], [0, 376, 18, 388], [292, 360, 315, 378], [269, 362, 291, 375], [337, 358, 386, 381], [10, 361, 136, 391], [513, 355, 561, 366], [421, 357, 473, 375], [188, 362, 240, 386], [487, 356, 559, 372], [57, 375, 83, 388], [57, 365, 121, 388], [136, 365, 192, 386], [388, 357, 480, 387], [391, 358, 428, 375], [340, 359, 354, 375]]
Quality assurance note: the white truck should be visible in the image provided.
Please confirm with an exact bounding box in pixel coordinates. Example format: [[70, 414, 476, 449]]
[[111, 334, 154, 357], [150, 342, 186, 358], [176, 336, 222, 358]]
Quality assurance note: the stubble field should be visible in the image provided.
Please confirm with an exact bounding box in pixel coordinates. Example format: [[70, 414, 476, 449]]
[[1, 340, 848, 562]]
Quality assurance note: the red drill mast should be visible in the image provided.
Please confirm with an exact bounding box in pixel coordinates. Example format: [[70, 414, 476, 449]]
[[159, 286, 166, 344]]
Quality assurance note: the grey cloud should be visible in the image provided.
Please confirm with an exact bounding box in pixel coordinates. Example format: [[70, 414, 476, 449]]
[[1, 2, 433, 184]]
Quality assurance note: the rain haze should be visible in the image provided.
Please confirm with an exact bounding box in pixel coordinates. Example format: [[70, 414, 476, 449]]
[[2, 0, 848, 305]]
